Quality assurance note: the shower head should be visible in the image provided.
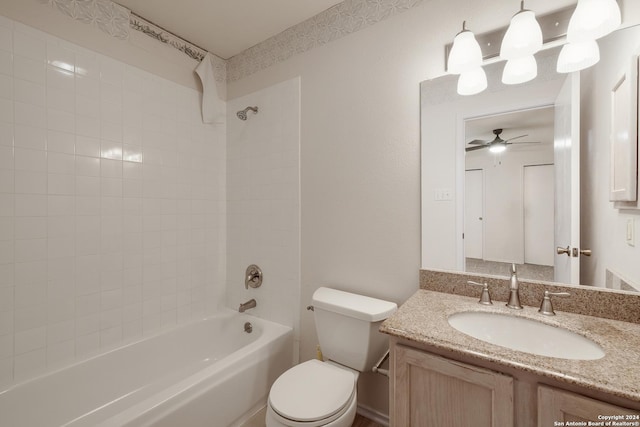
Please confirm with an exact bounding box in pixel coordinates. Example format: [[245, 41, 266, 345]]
[[237, 106, 258, 121]]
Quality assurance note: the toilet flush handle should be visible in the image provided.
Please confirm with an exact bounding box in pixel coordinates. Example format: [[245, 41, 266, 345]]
[[372, 349, 390, 377]]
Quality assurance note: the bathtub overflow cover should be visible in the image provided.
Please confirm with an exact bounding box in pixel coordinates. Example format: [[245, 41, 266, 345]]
[[244, 322, 253, 333]]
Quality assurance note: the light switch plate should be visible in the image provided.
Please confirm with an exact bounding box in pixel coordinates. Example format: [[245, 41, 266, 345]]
[[627, 218, 635, 247], [434, 189, 453, 201]]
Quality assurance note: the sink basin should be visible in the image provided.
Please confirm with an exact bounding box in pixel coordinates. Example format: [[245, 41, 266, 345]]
[[447, 312, 605, 360]]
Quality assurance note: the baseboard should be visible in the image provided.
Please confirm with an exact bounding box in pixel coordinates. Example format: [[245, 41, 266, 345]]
[[234, 403, 266, 427], [357, 403, 390, 426]]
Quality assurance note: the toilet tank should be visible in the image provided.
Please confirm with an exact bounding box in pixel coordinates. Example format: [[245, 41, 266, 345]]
[[312, 287, 397, 372]]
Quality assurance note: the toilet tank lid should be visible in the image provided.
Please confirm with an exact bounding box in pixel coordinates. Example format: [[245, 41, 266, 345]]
[[312, 287, 397, 322]]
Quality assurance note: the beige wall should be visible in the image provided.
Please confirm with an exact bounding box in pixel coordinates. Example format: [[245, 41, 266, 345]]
[[227, 0, 640, 416]]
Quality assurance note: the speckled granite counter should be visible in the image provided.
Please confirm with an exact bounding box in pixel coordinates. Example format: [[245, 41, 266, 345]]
[[381, 289, 640, 403]]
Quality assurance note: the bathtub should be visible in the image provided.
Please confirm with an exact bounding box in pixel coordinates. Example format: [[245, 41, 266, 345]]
[[0, 310, 293, 427]]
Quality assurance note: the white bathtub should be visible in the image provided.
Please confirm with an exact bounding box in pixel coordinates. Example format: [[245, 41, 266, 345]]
[[0, 310, 293, 427]]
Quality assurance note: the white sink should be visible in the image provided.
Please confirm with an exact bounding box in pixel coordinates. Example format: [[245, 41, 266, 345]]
[[447, 311, 605, 360]]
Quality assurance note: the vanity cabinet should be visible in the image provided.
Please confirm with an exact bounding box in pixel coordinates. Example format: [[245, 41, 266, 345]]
[[390, 340, 640, 427], [392, 344, 514, 427], [537, 386, 639, 425]]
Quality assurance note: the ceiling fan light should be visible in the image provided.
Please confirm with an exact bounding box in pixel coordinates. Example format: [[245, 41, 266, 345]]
[[557, 40, 600, 73], [567, 0, 621, 43], [448, 24, 483, 74], [500, 9, 543, 59], [502, 55, 537, 85], [457, 67, 487, 96], [489, 144, 507, 153]]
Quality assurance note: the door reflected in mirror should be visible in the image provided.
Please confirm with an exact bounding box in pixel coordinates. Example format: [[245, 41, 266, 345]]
[[464, 107, 556, 282]]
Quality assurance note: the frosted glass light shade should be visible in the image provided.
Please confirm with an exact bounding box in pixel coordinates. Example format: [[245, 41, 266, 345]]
[[567, 0, 621, 43], [448, 30, 483, 75], [500, 9, 543, 59], [557, 40, 600, 73], [502, 56, 537, 85], [457, 67, 487, 96], [489, 144, 507, 153]]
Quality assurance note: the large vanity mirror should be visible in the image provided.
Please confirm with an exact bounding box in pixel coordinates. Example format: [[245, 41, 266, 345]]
[[421, 24, 640, 292]]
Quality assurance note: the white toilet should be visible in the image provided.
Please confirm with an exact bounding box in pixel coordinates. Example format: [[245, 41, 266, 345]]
[[266, 287, 397, 427]]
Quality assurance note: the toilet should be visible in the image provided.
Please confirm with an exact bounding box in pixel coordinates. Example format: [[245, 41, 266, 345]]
[[266, 287, 397, 427]]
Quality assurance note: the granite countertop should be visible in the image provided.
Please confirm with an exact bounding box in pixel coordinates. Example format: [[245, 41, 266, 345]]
[[381, 289, 640, 402]]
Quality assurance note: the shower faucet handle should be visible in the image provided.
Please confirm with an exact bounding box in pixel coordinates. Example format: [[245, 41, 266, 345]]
[[245, 264, 263, 289]]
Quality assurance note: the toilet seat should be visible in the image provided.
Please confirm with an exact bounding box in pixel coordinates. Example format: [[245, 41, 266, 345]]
[[268, 360, 356, 425]]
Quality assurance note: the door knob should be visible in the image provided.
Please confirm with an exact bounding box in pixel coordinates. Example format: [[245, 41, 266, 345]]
[[556, 246, 571, 256], [579, 249, 592, 256]]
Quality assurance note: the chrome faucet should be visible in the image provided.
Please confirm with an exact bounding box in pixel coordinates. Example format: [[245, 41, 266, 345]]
[[239, 299, 257, 313], [506, 264, 523, 309]]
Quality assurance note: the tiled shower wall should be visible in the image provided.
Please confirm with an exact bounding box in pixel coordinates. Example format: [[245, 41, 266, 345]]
[[0, 16, 226, 387], [226, 78, 300, 353]]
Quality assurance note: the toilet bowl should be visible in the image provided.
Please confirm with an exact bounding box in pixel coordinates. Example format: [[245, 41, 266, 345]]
[[265, 287, 397, 427], [266, 360, 358, 427]]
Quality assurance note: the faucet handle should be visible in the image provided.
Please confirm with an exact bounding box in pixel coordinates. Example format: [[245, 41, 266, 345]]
[[467, 281, 493, 305], [538, 290, 570, 316]]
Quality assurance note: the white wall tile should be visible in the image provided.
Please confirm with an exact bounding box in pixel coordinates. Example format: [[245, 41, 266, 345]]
[[13, 348, 46, 382], [13, 56, 45, 86], [13, 31, 45, 61], [46, 66, 74, 92], [47, 130, 75, 154], [1, 17, 226, 387], [0, 51, 12, 77], [0, 98, 13, 123], [14, 125, 46, 150], [47, 108, 75, 134], [14, 102, 46, 129], [14, 217, 46, 240], [14, 79, 45, 107], [0, 27, 12, 52], [46, 42, 75, 73], [14, 170, 47, 194], [47, 87, 75, 113]]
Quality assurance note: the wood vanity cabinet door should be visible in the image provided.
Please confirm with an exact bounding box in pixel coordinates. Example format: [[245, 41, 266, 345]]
[[538, 385, 639, 425], [393, 344, 514, 427]]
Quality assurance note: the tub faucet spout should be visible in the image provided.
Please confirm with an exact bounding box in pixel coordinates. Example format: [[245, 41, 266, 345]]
[[239, 299, 257, 313]]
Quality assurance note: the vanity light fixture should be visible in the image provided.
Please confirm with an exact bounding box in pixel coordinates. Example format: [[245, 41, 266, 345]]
[[444, 3, 620, 93], [457, 67, 488, 96], [447, 21, 483, 75], [566, 0, 621, 43], [500, 1, 542, 85], [447, 21, 486, 95], [503, 55, 538, 85], [500, 1, 543, 60], [557, 39, 600, 73]]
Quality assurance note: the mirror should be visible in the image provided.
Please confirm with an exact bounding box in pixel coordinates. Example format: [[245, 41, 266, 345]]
[[421, 25, 640, 292]]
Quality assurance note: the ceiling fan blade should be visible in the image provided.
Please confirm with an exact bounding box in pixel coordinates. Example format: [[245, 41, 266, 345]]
[[467, 139, 489, 145], [506, 141, 541, 145], [503, 134, 528, 142], [465, 145, 487, 152]]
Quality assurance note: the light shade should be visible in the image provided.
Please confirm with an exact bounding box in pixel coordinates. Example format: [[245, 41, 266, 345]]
[[567, 0, 621, 43], [557, 40, 600, 73], [502, 55, 537, 85], [489, 144, 507, 153], [457, 67, 487, 96], [448, 26, 483, 75], [500, 9, 543, 59]]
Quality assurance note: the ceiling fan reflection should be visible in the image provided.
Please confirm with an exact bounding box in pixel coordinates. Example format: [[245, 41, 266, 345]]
[[465, 128, 540, 153]]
